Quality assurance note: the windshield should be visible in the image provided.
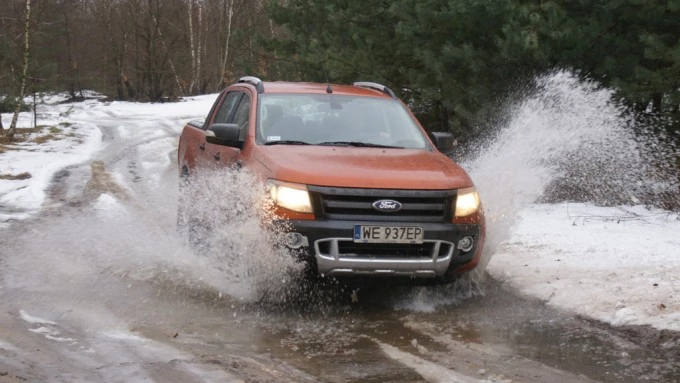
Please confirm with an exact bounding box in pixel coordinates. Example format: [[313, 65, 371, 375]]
[[256, 94, 430, 149]]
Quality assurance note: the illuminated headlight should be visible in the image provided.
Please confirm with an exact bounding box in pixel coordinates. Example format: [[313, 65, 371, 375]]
[[267, 180, 313, 213], [454, 187, 480, 217]]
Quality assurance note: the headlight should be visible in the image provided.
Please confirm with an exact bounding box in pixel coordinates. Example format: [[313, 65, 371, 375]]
[[267, 180, 313, 213], [455, 187, 480, 217]]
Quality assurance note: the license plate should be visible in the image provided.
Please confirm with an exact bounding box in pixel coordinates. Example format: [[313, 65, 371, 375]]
[[354, 225, 424, 244]]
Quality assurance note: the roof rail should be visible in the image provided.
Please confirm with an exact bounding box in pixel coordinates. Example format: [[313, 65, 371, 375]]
[[238, 76, 264, 93], [353, 81, 397, 98]]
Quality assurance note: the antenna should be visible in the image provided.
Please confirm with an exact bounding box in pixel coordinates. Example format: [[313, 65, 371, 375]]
[[320, 62, 333, 94]]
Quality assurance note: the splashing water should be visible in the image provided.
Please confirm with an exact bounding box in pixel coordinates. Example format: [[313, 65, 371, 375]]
[[467, 70, 678, 272], [398, 70, 678, 309], [177, 168, 305, 302]]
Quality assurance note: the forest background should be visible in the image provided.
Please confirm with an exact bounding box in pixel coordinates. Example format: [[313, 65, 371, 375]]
[[0, 0, 678, 144]]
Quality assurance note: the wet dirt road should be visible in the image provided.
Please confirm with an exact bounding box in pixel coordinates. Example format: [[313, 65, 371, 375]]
[[1, 108, 679, 383]]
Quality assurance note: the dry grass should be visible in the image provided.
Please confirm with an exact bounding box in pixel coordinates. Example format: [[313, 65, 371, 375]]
[[16, 126, 43, 134], [0, 125, 68, 149], [0, 127, 42, 144], [0, 172, 32, 180], [0, 135, 17, 145], [33, 134, 61, 144]]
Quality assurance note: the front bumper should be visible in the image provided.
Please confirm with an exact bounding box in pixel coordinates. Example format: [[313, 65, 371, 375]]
[[288, 220, 481, 278]]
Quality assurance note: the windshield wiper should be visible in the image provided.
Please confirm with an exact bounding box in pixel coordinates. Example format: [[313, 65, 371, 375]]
[[264, 140, 311, 146], [317, 141, 404, 149]]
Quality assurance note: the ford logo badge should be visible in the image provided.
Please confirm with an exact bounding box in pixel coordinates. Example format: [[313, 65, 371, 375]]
[[372, 199, 403, 212]]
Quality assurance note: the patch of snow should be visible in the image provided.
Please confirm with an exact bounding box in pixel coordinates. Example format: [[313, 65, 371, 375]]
[[377, 340, 483, 383], [23, 313, 79, 344], [44, 334, 77, 343], [19, 309, 57, 325], [488, 203, 680, 332], [100, 330, 147, 342], [28, 326, 58, 335], [0, 339, 19, 351], [93, 193, 121, 212]]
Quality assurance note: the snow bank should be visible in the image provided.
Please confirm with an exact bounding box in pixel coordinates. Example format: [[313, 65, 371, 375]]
[[488, 203, 680, 332]]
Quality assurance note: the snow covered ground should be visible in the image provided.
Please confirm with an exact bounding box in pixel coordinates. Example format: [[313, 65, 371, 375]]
[[1, 93, 678, 336], [488, 204, 680, 332], [0, 93, 214, 225], [0, 95, 103, 223]]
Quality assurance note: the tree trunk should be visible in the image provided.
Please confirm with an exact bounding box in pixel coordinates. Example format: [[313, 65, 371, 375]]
[[187, 0, 196, 94], [122, 74, 136, 99], [8, 0, 32, 141], [63, 0, 77, 99], [196, 1, 202, 93], [153, 16, 184, 95], [219, 0, 234, 88]]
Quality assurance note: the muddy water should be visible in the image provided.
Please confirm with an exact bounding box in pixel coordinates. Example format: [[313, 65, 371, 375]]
[[127, 278, 679, 383]]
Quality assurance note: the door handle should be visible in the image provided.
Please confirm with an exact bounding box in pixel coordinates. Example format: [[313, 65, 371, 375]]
[[199, 143, 206, 151], [213, 152, 220, 161]]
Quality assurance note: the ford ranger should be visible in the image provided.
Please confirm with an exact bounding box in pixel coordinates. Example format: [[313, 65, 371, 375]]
[[177, 76, 485, 284]]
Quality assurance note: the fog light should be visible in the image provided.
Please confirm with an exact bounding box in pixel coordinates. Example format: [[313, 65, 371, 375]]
[[457, 236, 474, 252], [284, 233, 309, 249]]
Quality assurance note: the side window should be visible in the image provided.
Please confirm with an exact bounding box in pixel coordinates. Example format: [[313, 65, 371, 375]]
[[211, 92, 242, 126], [232, 95, 251, 140]]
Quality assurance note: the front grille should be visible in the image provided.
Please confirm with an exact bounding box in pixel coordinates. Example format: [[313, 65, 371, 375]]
[[308, 186, 455, 222]]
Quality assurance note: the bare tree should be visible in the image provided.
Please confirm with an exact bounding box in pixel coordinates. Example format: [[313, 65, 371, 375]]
[[0, 0, 288, 105], [186, 0, 205, 95], [62, 0, 81, 99], [187, 0, 195, 94], [7, 0, 32, 141], [154, 15, 184, 95], [219, 0, 234, 88]]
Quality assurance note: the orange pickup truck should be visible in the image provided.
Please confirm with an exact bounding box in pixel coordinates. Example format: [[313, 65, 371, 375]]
[[177, 76, 485, 284]]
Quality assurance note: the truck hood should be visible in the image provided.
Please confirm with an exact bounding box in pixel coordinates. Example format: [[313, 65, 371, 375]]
[[254, 146, 473, 190]]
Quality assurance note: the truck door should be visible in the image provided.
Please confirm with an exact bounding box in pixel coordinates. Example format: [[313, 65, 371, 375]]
[[198, 91, 243, 168], [207, 92, 251, 167]]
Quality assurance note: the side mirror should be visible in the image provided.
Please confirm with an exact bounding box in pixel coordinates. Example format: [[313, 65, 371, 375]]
[[430, 132, 457, 153], [206, 123, 243, 148]]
